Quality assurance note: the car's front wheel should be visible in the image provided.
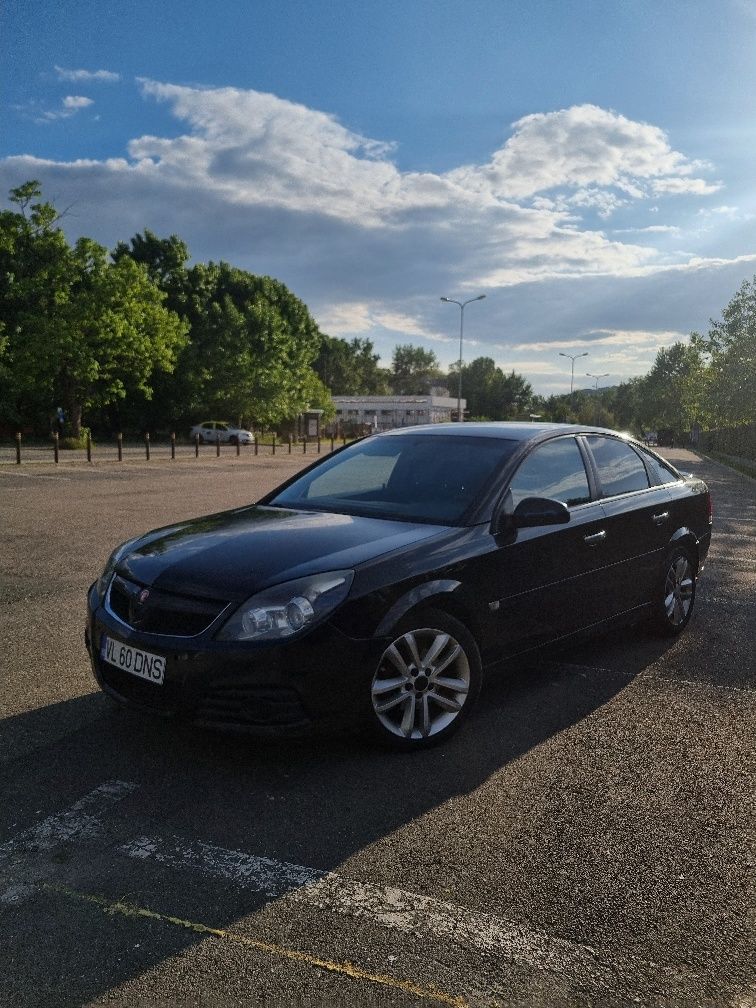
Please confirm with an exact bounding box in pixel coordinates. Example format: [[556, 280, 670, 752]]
[[369, 609, 482, 749], [651, 546, 696, 636]]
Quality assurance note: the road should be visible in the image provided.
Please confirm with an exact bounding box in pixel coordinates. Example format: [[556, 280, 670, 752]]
[[0, 449, 753, 1007]]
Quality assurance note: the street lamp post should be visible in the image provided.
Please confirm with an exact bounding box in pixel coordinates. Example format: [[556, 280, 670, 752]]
[[586, 372, 609, 391], [558, 351, 589, 395], [441, 294, 486, 422], [586, 372, 610, 424]]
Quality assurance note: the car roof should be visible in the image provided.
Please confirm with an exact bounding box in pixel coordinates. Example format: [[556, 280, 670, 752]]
[[376, 421, 632, 443]]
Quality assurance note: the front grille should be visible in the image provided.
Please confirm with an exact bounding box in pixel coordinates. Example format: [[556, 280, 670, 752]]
[[108, 575, 228, 637], [195, 678, 310, 730], [98, 661, 183, 712]]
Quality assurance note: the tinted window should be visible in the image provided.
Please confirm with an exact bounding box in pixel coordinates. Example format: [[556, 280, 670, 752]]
[[269, 434, 517, 524], [637, 446, 681, 485], [508, 438, 591, 507], [586, 436, 649, 496]]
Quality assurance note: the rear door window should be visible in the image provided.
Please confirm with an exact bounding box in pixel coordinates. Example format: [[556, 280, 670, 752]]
[[508, 437, 591, 508]]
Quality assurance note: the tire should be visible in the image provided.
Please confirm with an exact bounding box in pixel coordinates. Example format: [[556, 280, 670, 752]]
[[368, 608, 482, 750], [650, 546, 696, 636], [198, 434, 205, 445], [229, 435, 238, 446]]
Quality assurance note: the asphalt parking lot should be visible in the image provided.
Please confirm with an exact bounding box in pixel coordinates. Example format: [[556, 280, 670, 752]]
[[1, 449, 754, 1007]]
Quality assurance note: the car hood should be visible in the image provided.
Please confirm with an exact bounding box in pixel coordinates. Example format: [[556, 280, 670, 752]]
[[116, 505, 448, 602]]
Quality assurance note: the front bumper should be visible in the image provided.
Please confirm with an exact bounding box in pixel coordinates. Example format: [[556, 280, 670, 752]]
[[86, 584, 386, 735]]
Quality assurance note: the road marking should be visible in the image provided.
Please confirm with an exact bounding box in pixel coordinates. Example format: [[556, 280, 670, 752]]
[[39, 882, 468, 1007], [122, 834, 602, 976], [0, 780, 137, 904], [0, 469, 72, 480]]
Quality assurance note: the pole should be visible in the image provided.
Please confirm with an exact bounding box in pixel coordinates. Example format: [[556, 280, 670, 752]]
[[441, 294, 485, 422], [457, 304, 464, 423]]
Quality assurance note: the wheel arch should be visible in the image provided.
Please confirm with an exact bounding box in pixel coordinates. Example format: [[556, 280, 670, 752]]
[[373, 580, 479, 641], [668, 527, 701, 570]]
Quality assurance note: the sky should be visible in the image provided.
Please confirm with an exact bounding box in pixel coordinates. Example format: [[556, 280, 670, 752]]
[[3, 0, 756, 395]]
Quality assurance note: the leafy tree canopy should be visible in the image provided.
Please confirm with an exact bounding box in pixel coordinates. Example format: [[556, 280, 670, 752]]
[[0, 182, 187, 434], [391, 344, 443, 395], [312, 335, 389, 396]]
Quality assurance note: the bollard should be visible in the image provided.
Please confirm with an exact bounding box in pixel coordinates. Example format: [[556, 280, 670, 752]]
[[303, 438, 307, 454], [272, 434, 276, 456], [15, 432, 21, 465], [54, 431, 59, 464], [317, 437, 321, 454], [145, 432, 150, 461], [171, 432, 176, 460], [86, 430, 92, 463], [117, 432, 123, 462], [342, 434, 347, 446], [235, 437, 240, 457], [254, 436, 258, 456], [288, 435, 292, 454], [195, 433, 199, 458], [216, 435, 221, 458], [330, 435, 335, 453]]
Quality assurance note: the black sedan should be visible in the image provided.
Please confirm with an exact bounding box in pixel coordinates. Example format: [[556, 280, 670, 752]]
[[86, 423, 712, 749]]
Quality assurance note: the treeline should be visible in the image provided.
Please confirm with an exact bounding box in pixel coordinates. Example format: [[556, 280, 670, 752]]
[[535, 280, 756, 437], [0, 181, 538, 438], [2, 181, 754, 441]]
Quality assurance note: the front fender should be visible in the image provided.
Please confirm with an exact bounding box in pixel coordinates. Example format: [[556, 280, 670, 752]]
[[374, 579, 461, 637]]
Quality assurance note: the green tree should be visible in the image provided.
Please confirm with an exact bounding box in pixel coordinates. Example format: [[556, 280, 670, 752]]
[[312, 335, 389, 395], [693, 277, 756, 425], [163, 261, 324, 428], [391, 344, 443, 394], [0, 182, 187, 434], [454, 357, 533, 419], [634, 342, 708, 433]]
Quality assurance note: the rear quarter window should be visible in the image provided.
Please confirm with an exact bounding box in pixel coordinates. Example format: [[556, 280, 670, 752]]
[[585, 435, 649, 496], [636, 446, 682, 485]]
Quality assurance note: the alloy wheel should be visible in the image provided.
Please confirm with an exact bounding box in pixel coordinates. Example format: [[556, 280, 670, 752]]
[[664, 553, 694, 627], [371, 626, 472, 741]]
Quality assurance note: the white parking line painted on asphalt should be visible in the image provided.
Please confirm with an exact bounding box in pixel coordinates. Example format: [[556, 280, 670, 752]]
[[0, 780, 137, 904], [122, 834, 603, 976], [0, 469, 72, 480]]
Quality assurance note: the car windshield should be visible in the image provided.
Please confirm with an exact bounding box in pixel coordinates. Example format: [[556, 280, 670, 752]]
[[267, 434, 517, 524]]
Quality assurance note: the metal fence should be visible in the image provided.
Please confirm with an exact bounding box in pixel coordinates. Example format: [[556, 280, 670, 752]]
[[0, 432, 347, 466]]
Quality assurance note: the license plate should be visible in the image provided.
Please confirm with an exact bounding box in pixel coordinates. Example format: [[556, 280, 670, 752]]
[[100, 635, 165, 685]]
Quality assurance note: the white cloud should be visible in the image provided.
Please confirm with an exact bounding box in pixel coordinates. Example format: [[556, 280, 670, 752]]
[[38, 95, 95, 121], [54, 66, 120, 83], [511, 330, 687, 353], [63, 95, 94, 110], [447, 104, 719, 207], [613, 225, 681, 235]]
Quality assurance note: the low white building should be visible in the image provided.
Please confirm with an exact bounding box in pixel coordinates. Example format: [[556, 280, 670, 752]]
[[331, 394, 465, 431]]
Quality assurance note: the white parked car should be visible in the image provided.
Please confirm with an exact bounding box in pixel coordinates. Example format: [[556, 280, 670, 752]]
[[189, 421, 254, 445]]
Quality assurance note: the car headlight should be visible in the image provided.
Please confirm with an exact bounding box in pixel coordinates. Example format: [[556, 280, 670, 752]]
[[216, 570, 354, 642], [95, 538, 139, 602]]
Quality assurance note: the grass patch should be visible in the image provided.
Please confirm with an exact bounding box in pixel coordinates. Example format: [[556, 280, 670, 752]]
[[699, 449, 756, 480]]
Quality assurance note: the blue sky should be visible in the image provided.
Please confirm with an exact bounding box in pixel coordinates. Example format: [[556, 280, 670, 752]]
[[3, 0, 756, 394]]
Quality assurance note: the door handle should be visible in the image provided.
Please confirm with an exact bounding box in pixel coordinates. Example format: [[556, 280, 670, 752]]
[[652, 511, 670, 525], [583, 530, 607, 545]]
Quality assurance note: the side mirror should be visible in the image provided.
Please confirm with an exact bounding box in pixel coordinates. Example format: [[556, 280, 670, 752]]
[[495, 496, 571, 533]]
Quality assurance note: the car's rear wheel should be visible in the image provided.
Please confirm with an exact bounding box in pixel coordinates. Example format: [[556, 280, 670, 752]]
[[651, 546, 696, 636], [369, 609, 481, 749], [198, 434, 205, 444], [229, 435, 238, 446]]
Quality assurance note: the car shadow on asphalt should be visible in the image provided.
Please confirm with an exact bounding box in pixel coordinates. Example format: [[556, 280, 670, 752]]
[[0, 627, 685, 1008]]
